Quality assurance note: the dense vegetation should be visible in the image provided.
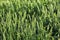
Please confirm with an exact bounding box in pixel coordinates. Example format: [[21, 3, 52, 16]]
[[0, 0, 60, 40]]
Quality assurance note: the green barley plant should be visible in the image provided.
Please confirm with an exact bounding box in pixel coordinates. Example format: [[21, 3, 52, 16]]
[[0, 0, 60, 40]]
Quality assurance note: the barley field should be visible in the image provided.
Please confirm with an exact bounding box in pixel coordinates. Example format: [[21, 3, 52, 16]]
[[0, 0, 60, 40]]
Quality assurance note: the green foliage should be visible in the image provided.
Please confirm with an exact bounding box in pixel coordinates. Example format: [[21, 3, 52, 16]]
[[0, 0, 60, 40]]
